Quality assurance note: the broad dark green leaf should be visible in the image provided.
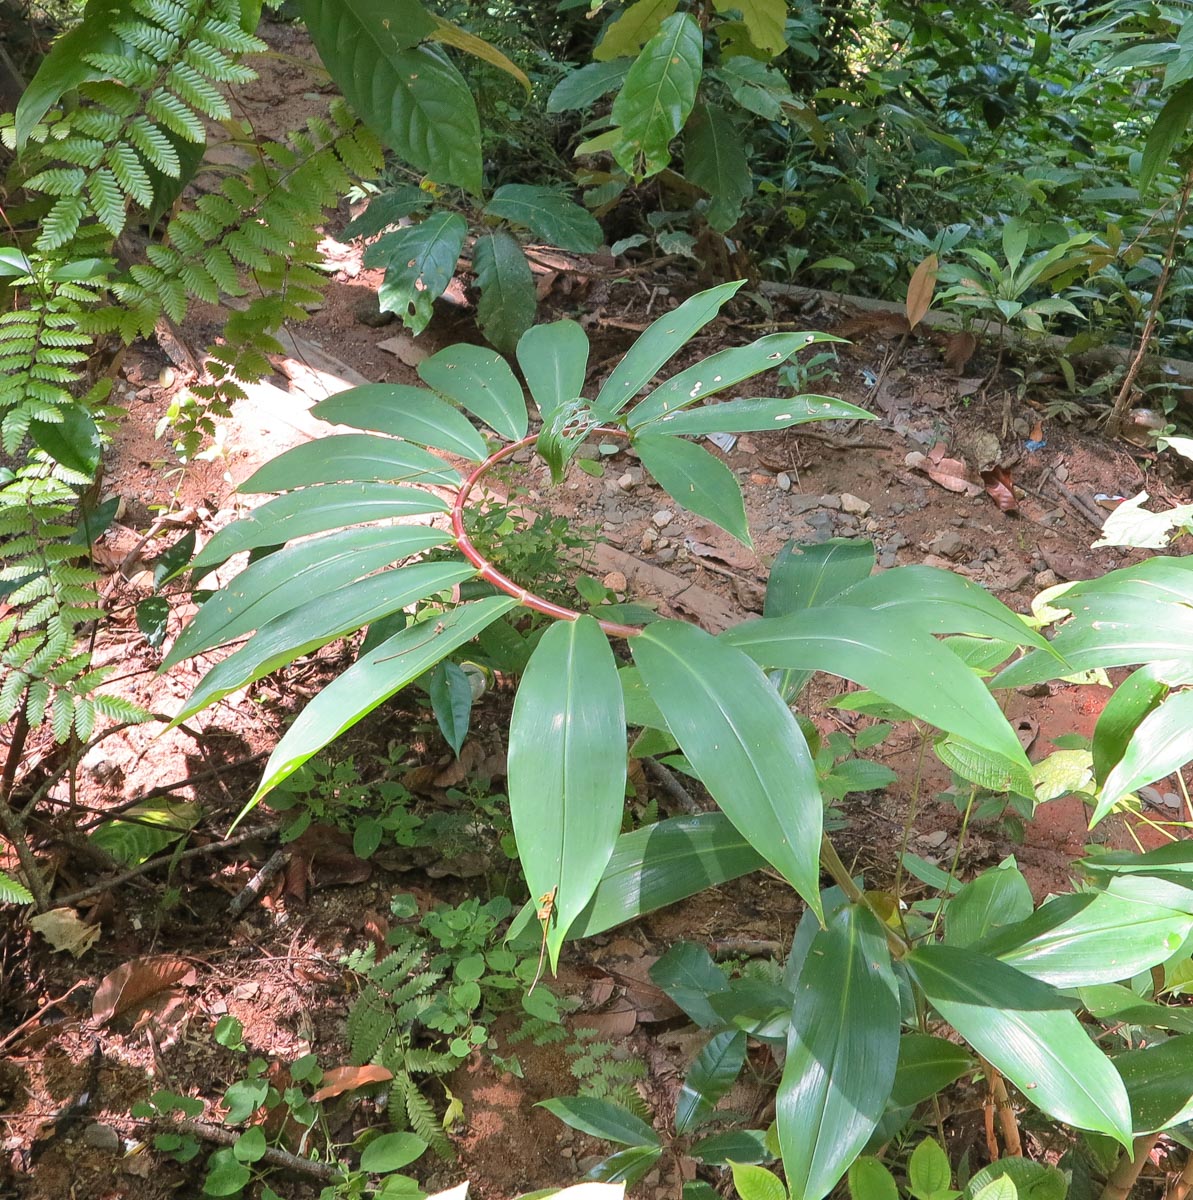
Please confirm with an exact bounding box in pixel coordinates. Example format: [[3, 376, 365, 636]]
[[1092, 664, 1171, 783], [359, 1131, 426, 1173], [1080, 983, 1193, 1035], [635, 434, 750, 546], [975, 890, 1193, 987], [890, 1034, 974, 1108], [723, 608, 1030, 767], [538, 1096, 659, 1147], [153, 530, 196, 589], [473, 232, 537, 355], [676, 1030, 746, 1134], [1141, 79, 1193, 192], [594, 279, 743, 415], [1081, 840, 1193, 877], [312, 384, 488, 461], [632, 621, 823, 916], [547, 60, 629, 110], [766, 540, 876, 617], [429, 660, 472, 756], [517, 319, 590, 423], [1099, 690, 1193, 822], [509, 616, 625, 969], [419, 343, 528, 442], [650, 395, 872, 437], [300, 2, 482, 193], [341, 185, 430, 239], [365, 212, 469, 335], [1115, 1037, 1193, 1132], [136, 596, 170, 649], [906, 944, 1132, 1146], [239, 433, 460, 492], [588, 1145, 664, 1185], [649, 942, 730, 1028], [611, 13, 703, 177], [484, 185, 603, 253], [691, 1129, 771, 1165], [946, 865, 1034, 947], [30, 406, 102, 477], [174, 562, 475, 723], [779, 904, 900, 1200], [164, 525, 448, 668], [189, 483, 448, 574], [684, 102, 752, 232], [963, 1159, 1068, 1200], [249, 596, 518, 804]]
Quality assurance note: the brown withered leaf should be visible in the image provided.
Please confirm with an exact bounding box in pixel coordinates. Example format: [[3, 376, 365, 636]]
[[942, 331, 977, 373], [906, 450, 982, 497], [311, 1064, 393, 1103], [29, 909, 100, 959], [980, 467, 1019, 513], [906, 254, 938, 330], [93, 955, 193, 1024]]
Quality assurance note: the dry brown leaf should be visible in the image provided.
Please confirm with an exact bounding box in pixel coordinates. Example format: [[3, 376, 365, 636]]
[[942, 331, 978, 373], [29, 909, 101, 959], [906, 254, 938, 330], [980, 467, 1019, 513], [573, 1002, 637, 1040], [310, 1064, 393, 1103], [93, 955, 193, 1024], [906, 451, 982, 497]]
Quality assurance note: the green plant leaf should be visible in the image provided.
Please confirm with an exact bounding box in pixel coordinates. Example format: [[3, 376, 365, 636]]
[[975, 890, 1193, 987], [632, 621, 823, 916], [508, 616, 625, 968], [429, 660, 472, 757], [312, 385, 489, 462], [360, 1131, 427, 1172], [723, 609, 1029, 768], [517, 319, 590, 423], [299, 1, 481, 193], [484, 185, 603, 253], [691, 1130, 770, 1165], [1092, 664, 1171, 784], [164, 526, 449, 667], [594, 279, 744, 415], [934, 738, 1035, 799], [365, 212, 469, 335], [684, 101, 752, 232], [189, 484, 448, 574], [908, 1138, 953, 1200], [90, 798, 198, 867], [1114, 1036, 1193, 1132], [650, 942, 730, 1028], [647, 395, 872, 437], [946, 865, 1034, 947], [766, 540, 875, 616], [963, 1160, 1066, 1200], [203, 1148, 252, 1196], [635, 434, 750, 546], [342, 185, 431, 239], [1098, 690, 1193, 821], [779, 904, 900, 1200], [419, 343, 528, 442], [611, 12, 703, 177], [1141, 79, 1193, 192], [30, 405, 102, 478], [547, 60, 630, 110], [850, 1158, 899, 1200], [136, 596, 170, 649], [676, 1030, 747, 1134], [890, 1035, 974, 1108], [247, 595, 518, 805], [595, 0, 680, 61], [906, 944, 1133, 1146], [473, 232, 537, 355], [175, 562, 474, 723], [713, 0, 786, 56], [589, 1145, 665, 1185], [239, 433, 460, 492], [731, 1163, 788, 1200], [426, 15, 531, 93], [538, 1096, 660, 1147]]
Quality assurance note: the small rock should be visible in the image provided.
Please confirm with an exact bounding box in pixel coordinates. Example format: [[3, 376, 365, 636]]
[[777, 472, 792, 492], [1163, 792, 1184, 811], [749, 473, 773, 486], [657, 547, 677, 564], [618, 472, 636, 492], [577, 1156, 605, 1175], [652, 509, 673, 529], [1053, 464, 1069, 482], [806, 511, 835, 540], [920, 830, 948, 849], [790, 495, 821, 514], [1002, 565, 1033, 591], [640, 529, 658, 553], [644, 1171, 662, 1188], [83, 1124, 120, 1153], [878, 550, 898, 569], [354, 293, 397, 328], [1034, 568, 1061, 589], [602, 571, 627, 593], [840, 492, 870, 516], [927, 530, 965, 559], [818, 494, 842, 511]]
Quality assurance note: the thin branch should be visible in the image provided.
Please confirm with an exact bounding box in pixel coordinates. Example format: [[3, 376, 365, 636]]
[[642, 756, 701, 814], [168, 1119, 346, 1184]]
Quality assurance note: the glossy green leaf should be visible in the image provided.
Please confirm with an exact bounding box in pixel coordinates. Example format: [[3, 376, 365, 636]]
[[975, 890, 1193, 987], [189, 484, 448, 574], [360, 1132, 426, 1173], [1099, 690, 1193, 821], [473, 231, 537, 355], [946, 864, 1034, 947], [650, 395, 873, 437], [508, 616, 625, 969], [649, 941, 730, 1028], [908, 1139, 952, 1200], [1080, 983, 1193, 1035], [1092, 664, 1171, 783], [136, 596, 170, 650], [365, 212, 469, 335], [239, 434, 460, 492], [164, 526, 449, 667], [595, 0, 680, 60], [1141, 79, 1193, 192], [248, 596, 518, 805], [341, 185, 430, 239], [850, 1158, 899, 1200], [731, 1163, 788, 1200], [630, 333, 821, 426], [175, 562, 473, 723], [632, 622, 823, 916], [419, 343, 528, 442], [538, 1096, 659, 1147], [311, 385, 488, 462], [964, 1160, 1066, 1200], [595, 280, 743, 415], [517, 319, 590, 423], [890, 1035, 974, 1108], [766, 540, 875, 617], [906, 944, 1132, 1146], [588, 1145, 664, 1185], [548, 59, 630, 109], [300, 1, 481, 193], [635, 434, 750, 546], [676, 1030, 747, 1134], [935, 737, 1036, 799], [1115, 1037, 1193, 1132], [684, 102, 752, 232], [484, 185, 603, 253], [779, 904, 900, 1200], [31, 406, 101, 477], [429, 660, 472, 757], [723, 608, 1030, 768], [691, 1129, 771, 1165]]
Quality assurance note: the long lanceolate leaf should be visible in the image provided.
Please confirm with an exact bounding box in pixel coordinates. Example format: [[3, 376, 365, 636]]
[[418, 344, 529, 442], [676, 1030, 747, 1134], [247, 595, 518, 808], [1097, 690, 1193, 822], [635, 434, 751, 547], [631, 621, 824, 918], [907, 944, 1133, 1147], [647, 395, 873, 437], [517, 320, 590, 424], [239, 434, 460, 492], [779, 905, 900, 1200], [508, 616, 626, 971]]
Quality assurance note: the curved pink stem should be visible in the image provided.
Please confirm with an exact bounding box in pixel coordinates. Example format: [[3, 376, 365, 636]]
[[451, 430, 643, 639]]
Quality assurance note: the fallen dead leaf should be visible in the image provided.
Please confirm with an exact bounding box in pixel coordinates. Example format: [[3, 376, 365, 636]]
[[906, 450, 982, 497], [311, 1064, 394, 1103], [980, 467, 1019, 513], [30, 909, 101, 959], [942, 331, 978, 373], [93, 955, 194, 1024]]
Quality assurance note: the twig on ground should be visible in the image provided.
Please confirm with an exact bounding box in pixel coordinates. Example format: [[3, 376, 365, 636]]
[[168, 1119, 346, 1183], [642, 757, 702, 814], [0, 982, 88, 1052], [227, 847, 290, 917]]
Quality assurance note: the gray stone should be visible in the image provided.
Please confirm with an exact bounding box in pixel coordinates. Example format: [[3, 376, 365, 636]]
[[927, 530, 965, 558], [652, 509, 674, 529], [657, 547, 676, 564], [840, 492, 870, 516], [83, 1124, 120, 1153], [789, 495, 821, 514], [818, 494, 842, 511], [777, 472, 792, 492]]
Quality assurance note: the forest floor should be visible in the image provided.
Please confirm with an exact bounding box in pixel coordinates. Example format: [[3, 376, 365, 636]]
[[4, 17, 1193, 1200]]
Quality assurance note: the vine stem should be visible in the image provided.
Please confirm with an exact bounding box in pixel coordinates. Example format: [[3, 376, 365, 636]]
[[1099, 1134, 1162, 1200]]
